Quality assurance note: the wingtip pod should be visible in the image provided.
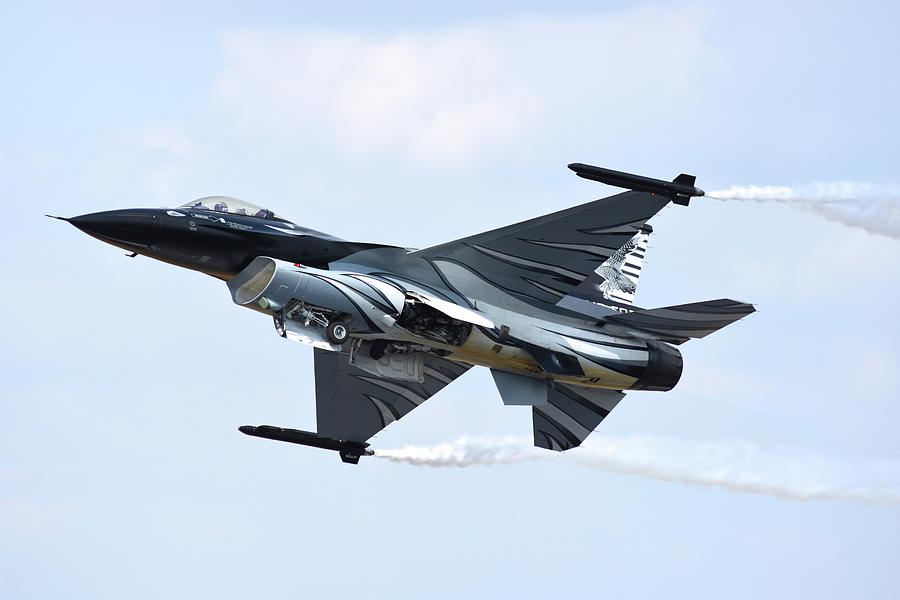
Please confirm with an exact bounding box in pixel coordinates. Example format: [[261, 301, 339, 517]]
[[567, 163, 705, 206], [238, 424, 372, 464]]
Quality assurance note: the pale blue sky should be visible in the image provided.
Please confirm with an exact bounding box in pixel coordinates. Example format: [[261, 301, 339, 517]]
[[1, 1, 898, 598]]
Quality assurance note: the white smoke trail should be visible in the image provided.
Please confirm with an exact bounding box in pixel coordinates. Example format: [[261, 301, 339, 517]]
[[375, 435, 900, 506], [708, 182, 900, 239]]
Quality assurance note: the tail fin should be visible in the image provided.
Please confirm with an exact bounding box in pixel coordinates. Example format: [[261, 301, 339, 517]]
[[555, 225, 651, 316], [594, 224, 650, 305], [601, 299, 755, 344]]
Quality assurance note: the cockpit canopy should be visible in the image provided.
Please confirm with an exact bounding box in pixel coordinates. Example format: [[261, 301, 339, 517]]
[[178, 196, 286, 221]]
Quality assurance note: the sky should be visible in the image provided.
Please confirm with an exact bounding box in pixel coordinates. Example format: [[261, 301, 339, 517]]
[[1, 1, 898, 598]]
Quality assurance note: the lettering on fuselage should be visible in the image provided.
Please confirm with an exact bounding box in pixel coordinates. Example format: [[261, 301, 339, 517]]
[[189, 212, 255, 231]]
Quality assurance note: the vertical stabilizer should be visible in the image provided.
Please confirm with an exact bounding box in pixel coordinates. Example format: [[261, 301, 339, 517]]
[[594, 225, 650, 305], [555, 225, 651, 316]]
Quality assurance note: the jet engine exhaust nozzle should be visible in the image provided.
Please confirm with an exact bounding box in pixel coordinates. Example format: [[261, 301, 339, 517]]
[[631, 340, 683, 391]]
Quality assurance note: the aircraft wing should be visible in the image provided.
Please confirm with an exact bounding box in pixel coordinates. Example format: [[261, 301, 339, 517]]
[[314, 348, 471, 444], [410, 191, 670, 312]]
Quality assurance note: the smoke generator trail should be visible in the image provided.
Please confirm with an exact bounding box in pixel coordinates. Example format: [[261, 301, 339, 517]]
[[376, 435, 900, 507], [709, 182, 900, 239]]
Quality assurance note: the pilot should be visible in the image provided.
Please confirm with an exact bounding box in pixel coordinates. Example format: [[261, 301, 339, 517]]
[[214, 202, 229, 213]]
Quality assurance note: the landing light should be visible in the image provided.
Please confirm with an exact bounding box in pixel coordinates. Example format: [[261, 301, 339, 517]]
[[258, 297, 282, 311]]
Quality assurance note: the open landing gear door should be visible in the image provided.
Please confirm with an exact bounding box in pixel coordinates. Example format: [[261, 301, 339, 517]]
[[404, 291, 495, 329]]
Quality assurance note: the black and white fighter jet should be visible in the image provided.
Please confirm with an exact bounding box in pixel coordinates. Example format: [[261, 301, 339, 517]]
[[53, 164, 754, 464]]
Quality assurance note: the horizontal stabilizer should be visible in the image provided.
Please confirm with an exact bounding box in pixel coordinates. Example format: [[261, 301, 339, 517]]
[[534, 384, 624, 451], [602, 299, 755, 343]]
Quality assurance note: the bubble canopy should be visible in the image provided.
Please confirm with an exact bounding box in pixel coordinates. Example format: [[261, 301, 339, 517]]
[[178, 196, 286, 221]]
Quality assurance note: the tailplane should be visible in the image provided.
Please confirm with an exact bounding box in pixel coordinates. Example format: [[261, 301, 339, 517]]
[[600, 299, 755, 344]]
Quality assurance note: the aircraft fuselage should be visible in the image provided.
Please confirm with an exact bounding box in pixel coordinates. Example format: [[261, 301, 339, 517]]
[[64, 206, 393, 279], [61, 203, 681, 393]]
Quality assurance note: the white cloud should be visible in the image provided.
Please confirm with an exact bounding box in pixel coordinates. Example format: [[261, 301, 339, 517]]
[[72, 7, 716, 218], [209, 9, 712, 166], [0, 467, 35, 481], [850, 347, 900, 404], [0, 498, 66, 546], [80, 121, 206, 206], [678, 359, 775, 407], [721, 223, 900, 303]]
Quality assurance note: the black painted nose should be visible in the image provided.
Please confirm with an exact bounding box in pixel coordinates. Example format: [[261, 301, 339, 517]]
[[69, 209, 161, 249]]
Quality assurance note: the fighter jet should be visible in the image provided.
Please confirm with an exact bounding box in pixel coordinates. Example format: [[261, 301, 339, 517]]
[[52, 163, 754, 464]]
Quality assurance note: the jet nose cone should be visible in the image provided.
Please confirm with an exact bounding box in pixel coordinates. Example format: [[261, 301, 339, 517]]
[[69, 209, 161, 249]]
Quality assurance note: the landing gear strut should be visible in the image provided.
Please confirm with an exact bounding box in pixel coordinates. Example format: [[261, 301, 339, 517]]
[[274, 302, 352, 347]]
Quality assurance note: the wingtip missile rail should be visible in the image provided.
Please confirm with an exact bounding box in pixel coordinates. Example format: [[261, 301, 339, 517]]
[[568, 163, 705, 206], [239, 425, 374, 464]]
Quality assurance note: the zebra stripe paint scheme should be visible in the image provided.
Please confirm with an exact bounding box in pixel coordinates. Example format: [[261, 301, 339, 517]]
[[534, 384, 624, 451], [404, 190, 670, 313], [603, 299, 756, 343], [315, 348, 471, 442]]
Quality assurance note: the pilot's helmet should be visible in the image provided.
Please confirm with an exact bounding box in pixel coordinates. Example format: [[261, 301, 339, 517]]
[[214, 202, 229, 213]]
